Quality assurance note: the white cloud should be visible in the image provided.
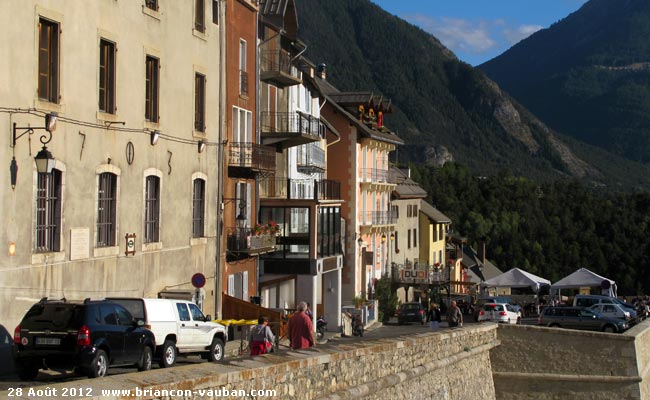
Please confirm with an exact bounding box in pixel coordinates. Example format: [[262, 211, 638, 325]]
[[503, 24, 544, 45], [406, 15, 497, 55]]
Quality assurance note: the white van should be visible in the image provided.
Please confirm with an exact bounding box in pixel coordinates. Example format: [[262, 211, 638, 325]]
[[108, 298, 227, 368], [573, 295, 637, 319]]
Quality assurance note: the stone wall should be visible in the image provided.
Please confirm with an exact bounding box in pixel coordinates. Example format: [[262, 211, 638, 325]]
[[2, 325, 498, 400], [491, 320, 650, 400]]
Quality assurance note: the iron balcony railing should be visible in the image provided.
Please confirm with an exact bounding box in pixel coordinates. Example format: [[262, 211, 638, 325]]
[[226, 227, 275, 253], [359, 211, 396, 226], [297, 143, 326, 172], [360, 168, 393, 184], [228, 142, 275, 171], [260, 112, 323, 139], [260, 178, 341, 200], [260, 49, 300, 80]]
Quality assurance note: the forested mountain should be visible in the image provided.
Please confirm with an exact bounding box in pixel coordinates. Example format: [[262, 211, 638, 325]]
[[411, 163, 650, 294], [480, 0, 650, 165], [295, 0, 650, 190]]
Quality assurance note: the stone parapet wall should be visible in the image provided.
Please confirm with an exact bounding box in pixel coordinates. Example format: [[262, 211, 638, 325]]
[[492, 321, 650, 400], [3, 325, 498, 400]]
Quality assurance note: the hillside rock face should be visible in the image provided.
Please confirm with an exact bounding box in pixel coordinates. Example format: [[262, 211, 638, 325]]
[[294, 0, 650, 189], [480, 0, 650, 165]]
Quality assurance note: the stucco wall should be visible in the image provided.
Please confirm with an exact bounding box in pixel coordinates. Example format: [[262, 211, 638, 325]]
[[491, 322, 650, 400], [3, 325, 498, 400]]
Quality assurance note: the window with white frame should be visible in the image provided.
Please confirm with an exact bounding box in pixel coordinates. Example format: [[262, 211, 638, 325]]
[[232, 106, 252, 143], [35, 169, 62, 252], [97, 172, 117, 247], [144, 175, 160, 243]]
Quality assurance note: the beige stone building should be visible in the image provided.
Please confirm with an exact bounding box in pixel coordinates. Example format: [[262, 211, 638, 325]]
[[0, 0, 224, 331]]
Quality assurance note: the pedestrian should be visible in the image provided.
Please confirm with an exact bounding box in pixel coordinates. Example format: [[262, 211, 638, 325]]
[[288, 302, 315, 350], [248, 315, 275, 356], [305, 302, 314, 320], [428, 303, 442, 331], [447, 300, 463, 328]]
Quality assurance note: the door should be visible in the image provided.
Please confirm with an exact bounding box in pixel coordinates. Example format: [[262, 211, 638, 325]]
[[188, 303, 211, 346], [115, 305, 142, 364], [99, 304, 126, 363], [174, 302, 195, 349]]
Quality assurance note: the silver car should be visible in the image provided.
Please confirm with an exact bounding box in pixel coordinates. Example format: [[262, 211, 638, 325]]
[[538, 306, 628, 333]]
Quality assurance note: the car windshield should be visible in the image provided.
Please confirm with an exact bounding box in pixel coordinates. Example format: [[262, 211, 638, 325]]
[[21, 304, 84, 329]]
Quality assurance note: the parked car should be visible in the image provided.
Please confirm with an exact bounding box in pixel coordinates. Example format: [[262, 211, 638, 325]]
[[13, 298, 155, 380], [473, 297, 520, 321], [107, 298, 227, 367], [588, 303, 631, 320], [573, 295, 637, 319], [477, 303, 521, 324], [397, 303, 425, 325], [538, 306, 628, 333]]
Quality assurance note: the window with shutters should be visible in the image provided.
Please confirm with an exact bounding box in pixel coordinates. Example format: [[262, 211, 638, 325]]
[[145, 55, 159, 122], [195, 0, 205, 32], [99, 39, 116, 114], [194, 73, 205, 132], [38, 18, 60, 103]]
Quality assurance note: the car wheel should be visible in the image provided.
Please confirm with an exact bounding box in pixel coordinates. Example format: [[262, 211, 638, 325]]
[[317, 327, 325, 341], [16, 360, 39, 381], [421, 319, 425, 326], [603, 325, 616, 333], [516, 317, 521, 325], [397, 319, 403, 325], [208, 337, 225, 362], [159, 340, 177, 368], [88, 349, 108, 378], [137, 346, 153, 371]]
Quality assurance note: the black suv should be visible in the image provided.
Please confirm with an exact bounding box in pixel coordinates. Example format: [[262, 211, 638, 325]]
[[397, 302, 425, 325], [13, 298, 155, 380]]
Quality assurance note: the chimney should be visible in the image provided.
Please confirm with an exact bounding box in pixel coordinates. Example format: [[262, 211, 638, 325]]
[[317, 63, 327, 80], [478, 239, 486, 264]]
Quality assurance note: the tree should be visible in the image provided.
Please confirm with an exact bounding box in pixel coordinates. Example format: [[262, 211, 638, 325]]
[[374, 275, 398, 323]]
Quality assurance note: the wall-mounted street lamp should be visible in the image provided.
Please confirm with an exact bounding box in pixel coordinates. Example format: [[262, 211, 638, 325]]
[[150, 130, 160, 146], [381, 233, 387, 243], [389, 232, 395, 241], [198, 140, 206, 153], [10, 112, 58, 189]]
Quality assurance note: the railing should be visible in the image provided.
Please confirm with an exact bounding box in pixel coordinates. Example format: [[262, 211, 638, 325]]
[[360, 168, 393, 184], [226, 227, 276, 253], [260, 49, 299, 79], [260, 178, 341, 200], [240, 70, 249, 96], [297, 143, 326, 172], [260, 112, 323, 139], [228, 142, 275, 171], [359, 211, 396, 226]]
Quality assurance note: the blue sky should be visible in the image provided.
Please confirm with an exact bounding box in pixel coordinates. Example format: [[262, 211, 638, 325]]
[[371, 0, 589, 66]]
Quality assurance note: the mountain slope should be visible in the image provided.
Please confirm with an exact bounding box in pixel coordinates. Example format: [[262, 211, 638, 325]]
[[295, 0, 650, 190], [480, 0, 650, 164]]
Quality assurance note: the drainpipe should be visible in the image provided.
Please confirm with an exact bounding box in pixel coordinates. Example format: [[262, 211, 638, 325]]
[[255, 4, 261, 301], [214, 0, 227, 319]]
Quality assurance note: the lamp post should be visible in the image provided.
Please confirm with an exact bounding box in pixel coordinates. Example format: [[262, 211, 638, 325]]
[[10, 112, 58, 189], [358, 235, 365, 300]]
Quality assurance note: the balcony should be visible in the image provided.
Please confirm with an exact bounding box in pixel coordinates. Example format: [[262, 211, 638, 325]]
[[359, 211, 396, 229], [260, 178, 341, 201], [261, 112, 323, 150], [260, 49, 301, 88], [360, 168, 395, 191], [226, 228, 276, 259], [228, 142, 275, 178], [297, 143, 326, 173]]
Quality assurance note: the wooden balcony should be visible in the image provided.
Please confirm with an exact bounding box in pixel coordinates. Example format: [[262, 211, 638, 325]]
[[228, 142, 276, 178], [226, 228, 276, 260], [260, 178, 341, 201], [260, 49, 301, 88], [261, 112, 324, 150]]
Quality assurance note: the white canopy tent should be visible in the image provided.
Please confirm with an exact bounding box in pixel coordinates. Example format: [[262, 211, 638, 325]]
[[480, 268, 551, 292], [550, 268, 617, 298]]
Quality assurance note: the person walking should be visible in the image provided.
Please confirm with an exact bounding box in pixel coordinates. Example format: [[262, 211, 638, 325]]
[[248, 316, 275, 356], [447, 300, 463, 328], [288, 302, 315, 350], [428, 303, 442, 331]]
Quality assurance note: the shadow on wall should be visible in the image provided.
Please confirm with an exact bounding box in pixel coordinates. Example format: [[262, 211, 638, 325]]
[[0, 324, 15, 375]]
